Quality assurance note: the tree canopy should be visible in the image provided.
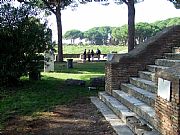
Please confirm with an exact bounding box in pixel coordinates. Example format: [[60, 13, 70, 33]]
[[169, 0, 180, 9], [63, 29, 83, 44], [63, 17, 180, 45], [12, 0, 180, 58], [111, 24, 128, 45], [16, 0, 77, 62], [78, 0, 144, 51]]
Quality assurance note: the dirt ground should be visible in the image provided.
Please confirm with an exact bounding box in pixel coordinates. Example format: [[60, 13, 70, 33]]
[[2, 97, 117, 135]]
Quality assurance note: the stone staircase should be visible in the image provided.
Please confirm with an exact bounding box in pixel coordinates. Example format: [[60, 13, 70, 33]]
[[98, 46, 180, 135]]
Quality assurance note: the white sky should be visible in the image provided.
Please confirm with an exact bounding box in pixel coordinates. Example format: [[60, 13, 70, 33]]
[[13, 0, 180, 41]]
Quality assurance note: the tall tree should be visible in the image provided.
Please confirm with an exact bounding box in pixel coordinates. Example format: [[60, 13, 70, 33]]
[[125, 0, 135, 51], [17, 0, 76, 62], [79, 0, 143, 52], [113, 0, 144, 52]]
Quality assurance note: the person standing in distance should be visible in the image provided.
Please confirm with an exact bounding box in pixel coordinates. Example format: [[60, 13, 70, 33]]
[[91, 49, 94, 62], [83, 49, 86, 62], [96, 48, 101, 61]]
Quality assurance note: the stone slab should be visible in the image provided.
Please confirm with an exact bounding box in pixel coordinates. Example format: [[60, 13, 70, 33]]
[[90, 96, 133, 135]]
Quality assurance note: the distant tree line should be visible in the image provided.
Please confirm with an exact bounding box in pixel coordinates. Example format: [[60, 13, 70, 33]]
[[63, 17, 180, 45]]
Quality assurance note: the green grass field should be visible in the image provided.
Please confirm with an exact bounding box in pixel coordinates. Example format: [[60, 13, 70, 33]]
[[0, 61, 105, 129], [62, 44, 128, 54]]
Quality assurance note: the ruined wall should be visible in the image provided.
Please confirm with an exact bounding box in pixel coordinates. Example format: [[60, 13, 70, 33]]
[[105, 25, 180, 94], [155, 65, 180, 135]]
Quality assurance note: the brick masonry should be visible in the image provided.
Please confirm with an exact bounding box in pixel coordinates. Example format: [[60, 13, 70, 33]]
[[105, 25, 180, 94], [105, 25, 180, 135], [155, 64, 180, 135]]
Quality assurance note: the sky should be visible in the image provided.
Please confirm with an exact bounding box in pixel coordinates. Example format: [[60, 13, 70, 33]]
[[14, 0, 180, 41]]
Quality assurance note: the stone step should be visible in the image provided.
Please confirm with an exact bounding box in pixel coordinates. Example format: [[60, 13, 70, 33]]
[[90, 96, 134, 135], [130, 77, 157, 94], [98, 92, 159, 135], [138, 71, 155, 82], [172, 47, 180, 53], [121, 83, 155, 107], [112, 90, 156, 130], [99, 92, 136, 123], [155, 59, 180, 67], [146, 65, 169, 73], [164, 53, 180, 60]]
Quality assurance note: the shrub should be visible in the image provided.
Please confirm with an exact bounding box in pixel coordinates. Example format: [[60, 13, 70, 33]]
[[0, 4, 53, 86]]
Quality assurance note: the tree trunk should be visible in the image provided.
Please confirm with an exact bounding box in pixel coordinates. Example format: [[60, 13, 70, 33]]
[[56, 6, 63, 62], [127, 0, 135, 52]]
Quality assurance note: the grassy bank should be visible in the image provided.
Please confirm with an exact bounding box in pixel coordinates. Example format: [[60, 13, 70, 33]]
[[0, 62, 105, 129], [62, 44, 128, 54]]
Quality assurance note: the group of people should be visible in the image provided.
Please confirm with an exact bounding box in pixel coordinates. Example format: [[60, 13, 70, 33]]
[[83, 48, 101, 62]]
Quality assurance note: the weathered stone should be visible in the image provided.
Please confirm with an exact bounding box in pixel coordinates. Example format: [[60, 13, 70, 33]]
[[89, 77, 105, 89], [44, 51, 54, 72], [99, 92, 160, 135], [104, 25, 180, 135], [65, 79, 86, 86]]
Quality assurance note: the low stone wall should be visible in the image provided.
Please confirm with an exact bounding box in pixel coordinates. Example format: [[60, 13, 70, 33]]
[[89, 77, 105, 89], [54, 54, 80, 59], [105, 25, 180, 94], [79, 54, 107, 59], [54, 54, 107, 61]]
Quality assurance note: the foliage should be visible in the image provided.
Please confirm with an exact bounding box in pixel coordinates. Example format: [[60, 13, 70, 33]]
[[63, 26, 112, 45], [19, 0, 180, 61], [169, 0, 180, 9], [63, 17, 180, 46], [111, 17, 180, 45], [0, 4, 53, 86], [97, 26, 112, 45], [84, 28, 104, 45], [0, 61, 105, 129], [73, 0, 180, 51], [22, 0, 75, 11], [75, 0, 143, 50], [63, 29, 83, 44], [20, 0, 78, 62], [111, 24, 128, 45], [135, 22, 160, 44], [152, 17, 180, 30]]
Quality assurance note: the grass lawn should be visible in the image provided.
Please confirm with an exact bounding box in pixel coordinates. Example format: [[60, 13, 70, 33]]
[[0, 61, 105, 130], [63, 44, 128, 54]]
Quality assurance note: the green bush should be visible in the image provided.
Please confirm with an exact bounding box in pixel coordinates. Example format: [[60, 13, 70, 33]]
[[0, 4, 53, 86]]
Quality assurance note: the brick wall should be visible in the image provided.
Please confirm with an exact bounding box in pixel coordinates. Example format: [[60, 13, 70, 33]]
[[155, 64, 180, 135], [105, 25, 180, 94], [105, 25, 180, 135]]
